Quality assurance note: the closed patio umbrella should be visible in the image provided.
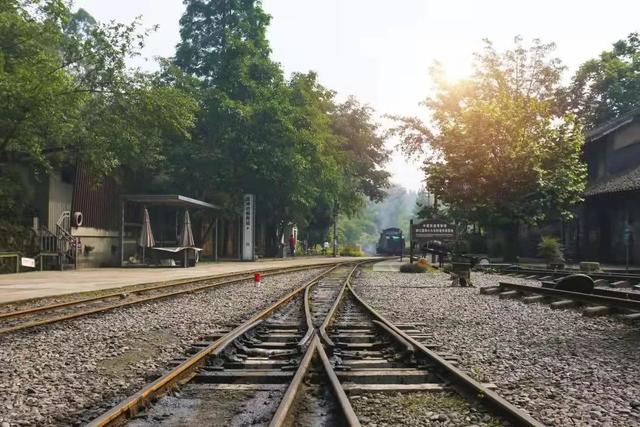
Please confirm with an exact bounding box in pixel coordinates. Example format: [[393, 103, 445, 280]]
[[179, 210, 195, 267], [139, 207, 155, 264]]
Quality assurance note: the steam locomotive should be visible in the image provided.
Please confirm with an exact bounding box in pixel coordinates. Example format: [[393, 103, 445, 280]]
[[376, 227, 405, 256]]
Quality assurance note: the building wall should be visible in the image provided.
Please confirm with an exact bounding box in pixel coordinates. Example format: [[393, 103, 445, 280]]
[[47, 172, 73, 230], [581, 117, 640, 265], [74, 227, 120, 268], [581, 192, 640, 265]]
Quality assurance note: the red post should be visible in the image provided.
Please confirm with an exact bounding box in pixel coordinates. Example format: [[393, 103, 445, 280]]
[[254, 272, 262, 283]]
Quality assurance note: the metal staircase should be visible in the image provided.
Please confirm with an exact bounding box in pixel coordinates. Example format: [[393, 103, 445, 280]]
[[36, 211, 79, 270]]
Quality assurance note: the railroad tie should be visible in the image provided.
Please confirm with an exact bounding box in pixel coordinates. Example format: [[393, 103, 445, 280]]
[[550, 299, 576, 309], [593, 279, 609, 287], [499, 290, 520, 299], [480, 286, 500, 295], [609, 280, 631, 289], [522, 295, 545, 304], [622, 312, 640, 321]]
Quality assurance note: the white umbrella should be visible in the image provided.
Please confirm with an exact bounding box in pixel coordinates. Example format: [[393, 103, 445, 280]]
[[179, 210, 195, 267], [139, 207, 155, 263]]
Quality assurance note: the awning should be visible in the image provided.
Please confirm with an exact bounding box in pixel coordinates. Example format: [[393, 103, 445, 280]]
[[122, 194, 219, 210]]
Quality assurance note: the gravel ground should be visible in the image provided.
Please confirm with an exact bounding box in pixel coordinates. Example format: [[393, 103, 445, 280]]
[[353, 270, 640, 427], [0, 268, 324, 426], [350, 392, 501, 427]]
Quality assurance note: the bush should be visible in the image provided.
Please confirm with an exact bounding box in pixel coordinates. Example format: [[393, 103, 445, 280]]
[[537, 236, 564, 264], [580, 261, 601, 273], [340, 245, 365, 257], [399, 263, 428, 273]]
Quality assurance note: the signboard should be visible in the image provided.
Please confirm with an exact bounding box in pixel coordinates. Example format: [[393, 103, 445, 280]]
[[411, 219, 455, 241], [21, 257, 35, 268], [242, 194, 255, 261]]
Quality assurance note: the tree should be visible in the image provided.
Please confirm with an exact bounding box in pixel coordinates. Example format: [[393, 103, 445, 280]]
[[0, 1, 197, 223], [331, 97, 391, 209], [568, 32, 640, 128], [391, 38, 586, 258], [174, 0, 390, 252]]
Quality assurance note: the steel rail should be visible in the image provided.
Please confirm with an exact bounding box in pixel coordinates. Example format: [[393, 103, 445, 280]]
[[346, 282, 543, 427], [498, 282, 640, 311], [297, 279, 316, 349], [270, 265, 361, 427], [318, 264, 360, 347], [315, 336, 362, 426], [0, 264, 336, 336], [0, 262, 342, 319], [497, 266, 640, 282], [268, 334, 319, 427], [86, 265, 339, 427]]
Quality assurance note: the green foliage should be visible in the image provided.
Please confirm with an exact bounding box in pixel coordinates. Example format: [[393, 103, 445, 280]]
[[399, 263, 428, 273], [339, 245, 365, 257], [174, 0, 389, 250], [331, 185, 416, 251], [391, 38, 586, 228], [0, 0, 197, 220], [537, 236, 564, 264], [567, 32, 640, 128], [0, 0, 391, 256], [580, 261, 601, 273]]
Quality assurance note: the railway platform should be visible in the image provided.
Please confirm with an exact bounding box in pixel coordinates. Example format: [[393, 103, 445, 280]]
[[0, 256, 375, 304]]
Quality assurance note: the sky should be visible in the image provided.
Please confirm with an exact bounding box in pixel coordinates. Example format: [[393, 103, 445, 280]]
[[75, 0, 640, 191]]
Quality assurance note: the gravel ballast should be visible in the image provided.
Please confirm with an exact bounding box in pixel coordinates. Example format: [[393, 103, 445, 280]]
[[0, 268, 324, 426], [353, 270, 640, 426]]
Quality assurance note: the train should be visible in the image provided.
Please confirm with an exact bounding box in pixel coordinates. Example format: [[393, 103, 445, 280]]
[[376, 227, 405, 255]]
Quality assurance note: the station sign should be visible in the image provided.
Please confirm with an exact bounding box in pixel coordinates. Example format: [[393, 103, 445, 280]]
[[242, 194, 255, 261], [411, 219, 455, 241]]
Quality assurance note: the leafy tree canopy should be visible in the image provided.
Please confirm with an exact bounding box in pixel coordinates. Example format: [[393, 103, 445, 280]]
[[174, 0, 389, 241], [0, 0, 197, 217], [568, 32, 640, 128], [391, 38, 586, 228]]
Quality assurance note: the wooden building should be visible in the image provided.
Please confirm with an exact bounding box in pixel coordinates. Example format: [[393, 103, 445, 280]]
[[25, 166, 244, 269], [580, 109, 640, 264]]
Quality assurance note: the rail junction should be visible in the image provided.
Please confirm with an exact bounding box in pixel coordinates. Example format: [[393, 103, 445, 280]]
[[86, 262, 542, 426]]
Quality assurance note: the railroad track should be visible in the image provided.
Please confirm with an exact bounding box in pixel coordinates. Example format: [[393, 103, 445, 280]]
[[0, 263, 338, 336], [87, 263, 542, 426], [481, 282, 640, 320], [495, 266, 640, 291]]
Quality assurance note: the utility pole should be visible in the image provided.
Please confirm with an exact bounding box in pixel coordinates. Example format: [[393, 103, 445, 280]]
[[333, 199, 338, 257]]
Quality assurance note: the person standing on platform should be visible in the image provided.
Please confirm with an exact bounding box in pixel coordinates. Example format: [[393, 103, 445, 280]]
[[289, 234, 296, 257], [323, 240, 329, 255]]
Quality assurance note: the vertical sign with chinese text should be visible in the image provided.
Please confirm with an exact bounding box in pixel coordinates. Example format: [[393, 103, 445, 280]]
[[242, 194, 255, 261]]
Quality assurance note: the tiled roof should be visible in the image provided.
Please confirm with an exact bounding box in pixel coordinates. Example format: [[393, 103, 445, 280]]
[[586, 109, 640, 142], [585, 165, 640, 196]]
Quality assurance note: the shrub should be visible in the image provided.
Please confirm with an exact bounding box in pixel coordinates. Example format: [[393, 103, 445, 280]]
[[537, 236, 564, 264], [340, 245, 365, 257], [580, 261, 601, 272], [400, 263, 428, 273]]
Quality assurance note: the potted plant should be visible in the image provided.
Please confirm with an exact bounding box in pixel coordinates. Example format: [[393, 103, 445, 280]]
[[537, 236, 564, 269]]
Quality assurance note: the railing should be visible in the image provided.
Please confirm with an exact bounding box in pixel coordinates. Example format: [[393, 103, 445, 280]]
[[39, 226, 58, 254], [56, 211, 78, 269], [36, 211, 79, 270]]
